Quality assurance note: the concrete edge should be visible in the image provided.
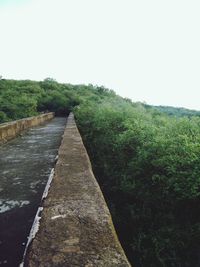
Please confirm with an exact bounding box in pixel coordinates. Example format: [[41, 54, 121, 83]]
[[22, 113, 131, 267], [0, 113, 55, 144]]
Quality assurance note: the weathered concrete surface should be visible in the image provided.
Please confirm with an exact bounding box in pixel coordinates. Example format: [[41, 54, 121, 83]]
[[0, 118, 66, 267], [25, 113, 131, 267], [0, 113, 54, 144]]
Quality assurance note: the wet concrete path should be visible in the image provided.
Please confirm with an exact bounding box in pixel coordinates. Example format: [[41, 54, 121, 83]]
[[0, 117, 66, 267]]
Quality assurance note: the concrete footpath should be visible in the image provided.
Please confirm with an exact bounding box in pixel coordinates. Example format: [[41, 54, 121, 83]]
[[24, 113, 131, 267]]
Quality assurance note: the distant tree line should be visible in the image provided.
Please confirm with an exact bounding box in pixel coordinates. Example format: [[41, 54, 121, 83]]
[[144, 104, 200, 117]]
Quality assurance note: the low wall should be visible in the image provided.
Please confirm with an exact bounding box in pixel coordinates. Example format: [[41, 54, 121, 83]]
[[24, 113, 131, 267], [0, 113, 54, 144]]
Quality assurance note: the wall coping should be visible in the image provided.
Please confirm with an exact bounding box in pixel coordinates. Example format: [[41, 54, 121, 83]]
[[0, 113, 55, 144], [24, 113, 131, 267], [0, 113, 54, 128]]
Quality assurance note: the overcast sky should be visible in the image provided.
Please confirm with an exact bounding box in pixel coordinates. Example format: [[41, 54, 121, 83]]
[[0, 0, 200, 110]]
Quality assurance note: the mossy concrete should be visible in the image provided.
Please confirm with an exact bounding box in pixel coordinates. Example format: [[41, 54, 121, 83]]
[[0, 113, 54, 144], [25, 113, 131, 267]]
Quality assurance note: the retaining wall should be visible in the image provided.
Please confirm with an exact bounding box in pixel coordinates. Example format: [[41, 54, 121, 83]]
[[0, 113, 55, 144], [24, 113, 131, 267]]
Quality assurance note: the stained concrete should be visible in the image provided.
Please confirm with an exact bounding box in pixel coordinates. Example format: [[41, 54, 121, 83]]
[[25, 113, 131, 267], [0, 118, 66, 267], [0, 113, 54, 144]]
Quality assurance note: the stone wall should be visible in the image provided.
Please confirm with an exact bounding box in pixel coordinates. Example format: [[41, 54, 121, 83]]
[[24, 113, 131, 267], [0, 113, 54, 144]]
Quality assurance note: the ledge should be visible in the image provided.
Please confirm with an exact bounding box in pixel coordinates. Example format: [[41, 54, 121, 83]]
[[24, 113, 131, 267], [0, 113, 55, 144]]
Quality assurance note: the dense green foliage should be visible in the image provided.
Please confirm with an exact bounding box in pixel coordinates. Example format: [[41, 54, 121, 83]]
[[1, 79, 200, 266], [75, 98, 200, 267], [0, 79, 81, 122]]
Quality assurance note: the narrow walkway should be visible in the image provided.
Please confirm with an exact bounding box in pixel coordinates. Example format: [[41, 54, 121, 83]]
[[25, 114, 130, 267], [0, 117, 66, 267]]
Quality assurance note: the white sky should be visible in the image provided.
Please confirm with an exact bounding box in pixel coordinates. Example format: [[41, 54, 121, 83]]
[[0, 0, 200, 110]]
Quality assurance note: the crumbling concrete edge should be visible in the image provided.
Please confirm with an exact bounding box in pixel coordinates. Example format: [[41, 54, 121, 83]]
[[19, 168, 56, 267]]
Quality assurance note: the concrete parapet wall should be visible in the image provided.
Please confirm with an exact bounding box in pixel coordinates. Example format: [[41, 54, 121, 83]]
[[24, 113, 131, 267], [0, 113, 55, 144]]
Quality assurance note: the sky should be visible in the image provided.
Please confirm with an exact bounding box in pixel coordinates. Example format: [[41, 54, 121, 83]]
[[0, 0, 200, 110]]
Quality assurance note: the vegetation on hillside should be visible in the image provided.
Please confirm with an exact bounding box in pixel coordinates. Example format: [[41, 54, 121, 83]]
[[75, 98, 200, 267], [145, 104, 200, 118], [0, 78, 79, 122], [1, 78, 200, 267]]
